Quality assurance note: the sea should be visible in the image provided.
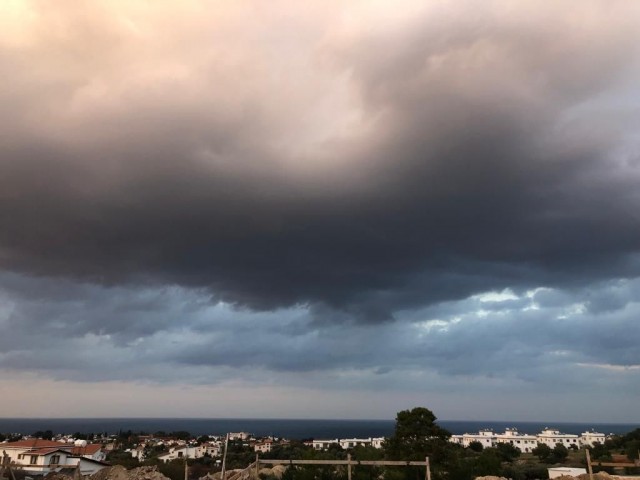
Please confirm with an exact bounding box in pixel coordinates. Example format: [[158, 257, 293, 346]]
[[0, 419, 637, 439]]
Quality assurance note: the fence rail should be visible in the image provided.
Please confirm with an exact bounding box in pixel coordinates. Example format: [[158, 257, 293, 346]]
[[257, 459, 428, 466], [253, 454, 431, 480]]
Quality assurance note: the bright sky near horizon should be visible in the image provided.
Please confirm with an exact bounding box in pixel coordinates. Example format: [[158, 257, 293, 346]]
[[0, 0, 639, 421]]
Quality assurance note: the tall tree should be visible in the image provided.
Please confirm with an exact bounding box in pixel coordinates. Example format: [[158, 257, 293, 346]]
[[384, 407, 452, 461]]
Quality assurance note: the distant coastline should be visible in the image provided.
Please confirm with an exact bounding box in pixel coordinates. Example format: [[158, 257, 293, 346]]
[[0, 418, 637, 439]]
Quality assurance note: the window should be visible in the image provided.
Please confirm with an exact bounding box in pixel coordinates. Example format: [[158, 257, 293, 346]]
[[49, 455, 61, 465], [30, 455, 38, 465]]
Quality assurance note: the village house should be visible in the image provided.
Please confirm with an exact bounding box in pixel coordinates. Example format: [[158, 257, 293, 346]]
[[0, 439, 108, 476], [157, 446, 206, 463], [254, 440, 273, 453], [71, 442, 107, 462]]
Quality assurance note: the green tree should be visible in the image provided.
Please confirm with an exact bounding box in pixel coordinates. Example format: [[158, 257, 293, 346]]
[[625, 440, 640, 461], [384, 407, 454, 480], [532, 443, 552, 462], [590, 442, 612, 461], [468, 441, 484, 452], [384, 407, 451, 461], [551, 443, 568, 463], [473, 449, 502, 476], [106, 450, 141, 469], [158, 460, 187, 480], [495, 443, 520, 462], [34, 430, 54, 440]]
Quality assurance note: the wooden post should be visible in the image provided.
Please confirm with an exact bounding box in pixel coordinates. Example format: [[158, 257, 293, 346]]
[[425, 457, 431, 480], [255, 454, 259, 480], [184, 455, 189, 480], [221, 434, 229, 480], [586, 449, 593, 480], [1, 453, 16, 480], [347, 454, 352, 480]]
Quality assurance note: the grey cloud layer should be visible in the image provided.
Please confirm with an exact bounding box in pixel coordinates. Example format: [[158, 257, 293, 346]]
[[1, 272, 638, 398], [1, 1, 640, 318]]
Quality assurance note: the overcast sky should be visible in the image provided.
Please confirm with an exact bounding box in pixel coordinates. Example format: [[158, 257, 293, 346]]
[[1, 0, 639, 422]]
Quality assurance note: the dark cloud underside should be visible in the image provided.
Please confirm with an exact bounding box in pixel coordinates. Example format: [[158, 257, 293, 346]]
[[1, 0, 640, 319]]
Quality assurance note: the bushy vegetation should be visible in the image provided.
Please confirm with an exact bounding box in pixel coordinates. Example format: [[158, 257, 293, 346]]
[[14, 410, 640, 480]]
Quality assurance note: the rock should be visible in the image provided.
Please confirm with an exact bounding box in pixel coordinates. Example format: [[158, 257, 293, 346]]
[[257, 465, 287, 479]]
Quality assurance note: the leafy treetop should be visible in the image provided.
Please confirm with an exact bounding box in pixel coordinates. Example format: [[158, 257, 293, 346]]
[[384, 407, 451, 461]]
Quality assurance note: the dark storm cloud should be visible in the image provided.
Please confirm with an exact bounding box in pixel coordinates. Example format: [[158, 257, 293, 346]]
[[1, 273, 638, 396], [1, 0, 640, 321]]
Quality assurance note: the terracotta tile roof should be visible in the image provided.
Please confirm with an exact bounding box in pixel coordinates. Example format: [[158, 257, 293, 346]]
[[4, 440, 71, 449], [22, 447, 70, 456], [71, 444, 102, 455]]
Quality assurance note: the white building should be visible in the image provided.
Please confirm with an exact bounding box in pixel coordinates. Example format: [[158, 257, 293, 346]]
[[66, 457, 110, 476], [371, 438, 385, 449], [450, 430, 495, 449], [537, 429, 579, 449], [127, 446, 146, 461], [339, 438, 372, 449], [579, 431, 606, 447], [495, 429, 538, 453], [0, 440, 108, 476], [451, 428, 598, 453], [203, 443, 222, 457], [548, 468, 587, 479], [310, 438, 385, 451], [254, 441, 273, 453], [157, 446, 206, 463], [311, 439, 340, 450], [71, 442, 107, 462]]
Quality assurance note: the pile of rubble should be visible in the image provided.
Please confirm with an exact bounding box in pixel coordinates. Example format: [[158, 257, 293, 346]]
[[199, 465, 287, 480], [90, 466, 169, 480], [42, 466, 170, 480]]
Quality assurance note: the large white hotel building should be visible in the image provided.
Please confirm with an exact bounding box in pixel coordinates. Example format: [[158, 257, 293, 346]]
[[450, 428, 606, 453]]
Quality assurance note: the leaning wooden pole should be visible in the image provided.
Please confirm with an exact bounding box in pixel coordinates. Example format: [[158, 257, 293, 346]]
[[221, 434, 230, 480], [585, 449, 593, 480], [255, 454, 259, 480]]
